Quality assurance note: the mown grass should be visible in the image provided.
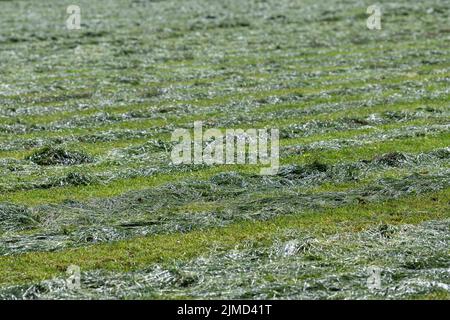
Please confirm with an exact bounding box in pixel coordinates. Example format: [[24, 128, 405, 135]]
[[0, 189, 448, 287], [1, 131, 448, 205], [3, 65, 448, 127], [0, 0, 449, 299]]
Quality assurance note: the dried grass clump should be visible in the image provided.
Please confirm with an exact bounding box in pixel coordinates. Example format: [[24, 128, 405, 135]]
[[0, 203, 37, 232], [26, 146, 93, 166]]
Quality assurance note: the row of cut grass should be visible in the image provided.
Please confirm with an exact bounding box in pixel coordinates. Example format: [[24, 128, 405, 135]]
[[1, 131, 448, 206], [0, 188, 448, 286]]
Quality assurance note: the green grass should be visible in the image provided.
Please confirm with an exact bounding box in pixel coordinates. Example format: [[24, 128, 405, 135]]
[[0, 0, 448, 299], [0, 189, 448, 287], [1, 131, 447, 205]]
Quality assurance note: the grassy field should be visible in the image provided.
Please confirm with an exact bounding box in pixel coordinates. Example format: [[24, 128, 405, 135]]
[[0, 0, 449, 299]]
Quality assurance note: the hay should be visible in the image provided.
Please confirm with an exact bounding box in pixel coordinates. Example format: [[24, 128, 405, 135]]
[[26, 146, 93, 166]]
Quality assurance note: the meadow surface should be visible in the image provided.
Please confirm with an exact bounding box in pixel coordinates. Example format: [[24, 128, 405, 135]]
[[0, 0, 449, 299]]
